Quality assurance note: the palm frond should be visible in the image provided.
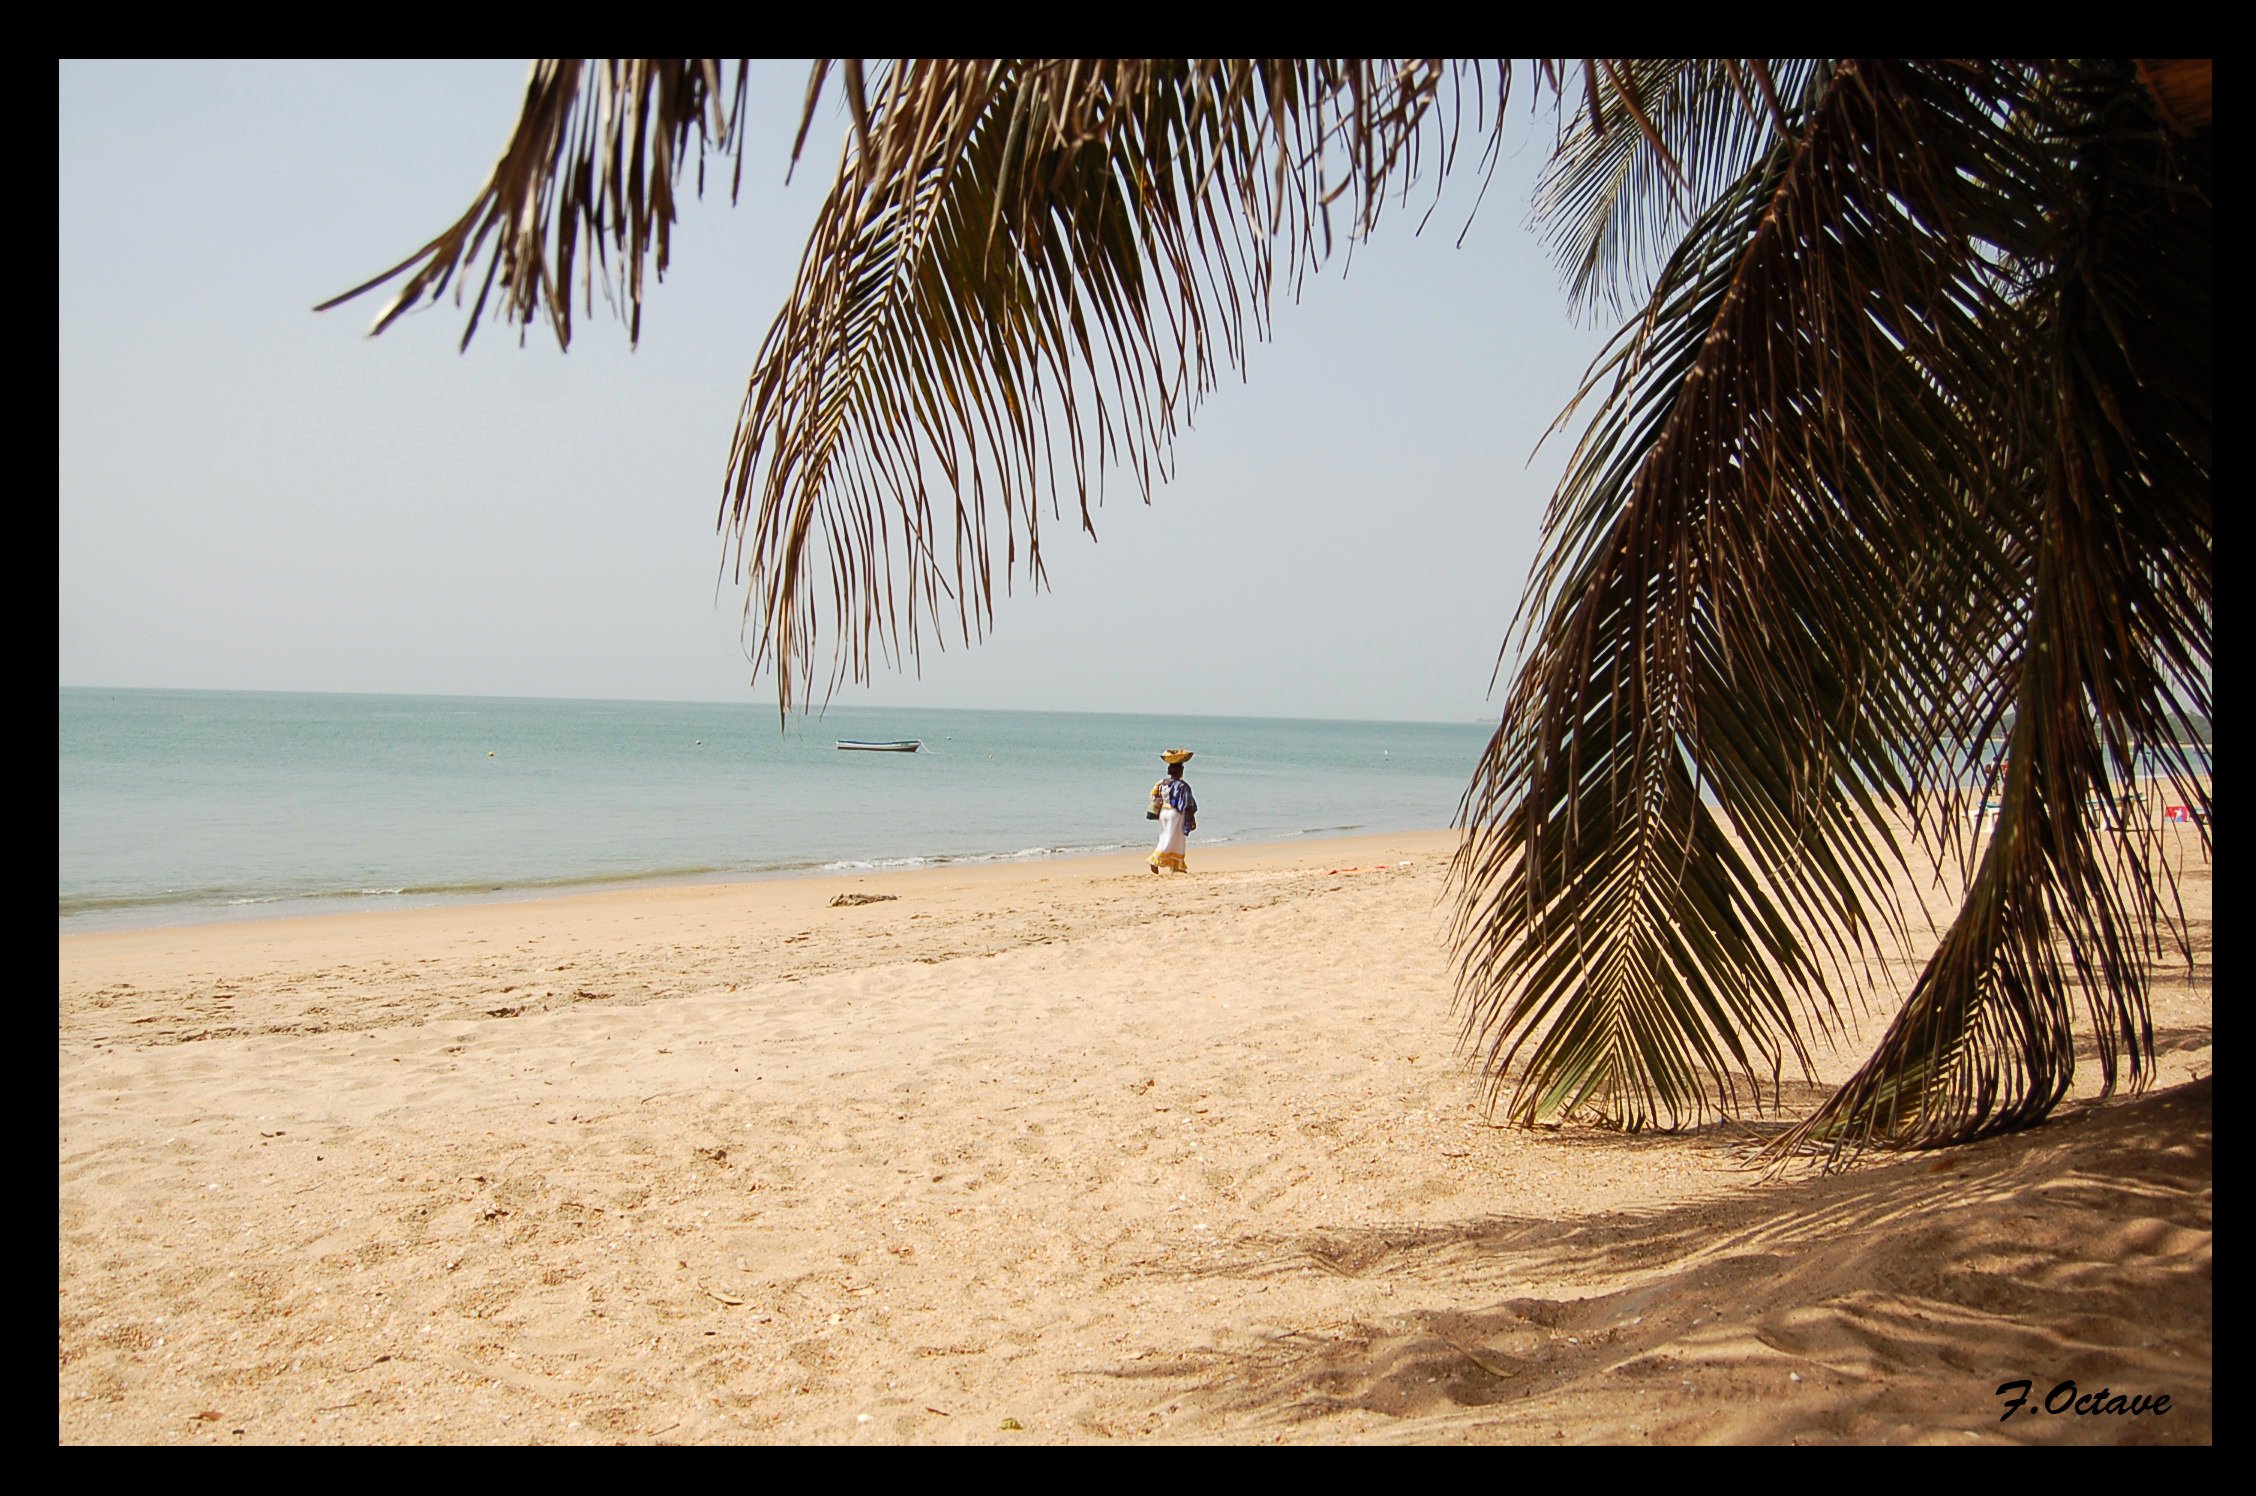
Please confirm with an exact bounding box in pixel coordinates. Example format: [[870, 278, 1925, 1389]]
[[1776, 60, 2212, 1160], [1532, 59, 1823, 317], [1458, 58, 2208, 1157], [316, 59, 746, 351], [1452, 60, 2097, 1134], [321, 59, 1713, 713], [722, 59, 1512, 709]]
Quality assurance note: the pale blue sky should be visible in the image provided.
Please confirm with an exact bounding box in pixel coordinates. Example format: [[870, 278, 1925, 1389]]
[[58, 60, 1614, 723]]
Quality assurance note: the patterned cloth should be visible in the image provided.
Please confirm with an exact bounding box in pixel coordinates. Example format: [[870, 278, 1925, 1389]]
[[1149, 776, 1197, 871]]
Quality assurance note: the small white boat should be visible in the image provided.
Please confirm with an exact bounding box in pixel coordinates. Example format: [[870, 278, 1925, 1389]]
[[836, 739, 922, 753]]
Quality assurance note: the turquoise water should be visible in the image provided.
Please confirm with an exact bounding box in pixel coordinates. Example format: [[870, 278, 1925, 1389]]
[[58, 689, 1495, 932]]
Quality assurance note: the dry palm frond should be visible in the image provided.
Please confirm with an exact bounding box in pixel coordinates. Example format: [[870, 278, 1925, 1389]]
[[1533, 59, 1821, 318], [1455, 58, 2210, 1161], [721, 59, 1501, 710], [323, 59, 1714, 713], [315, 59, 747, 351], [1776, 61, 2213, 1160], [1456, 60, 2019, 1131]]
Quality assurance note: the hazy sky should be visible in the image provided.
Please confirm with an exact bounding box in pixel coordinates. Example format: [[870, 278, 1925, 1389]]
[[59, 60, 1616, 724]]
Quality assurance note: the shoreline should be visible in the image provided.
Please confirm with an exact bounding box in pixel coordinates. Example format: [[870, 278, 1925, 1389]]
[[60, 762, 2216, 939], [58, 826, 1463, 942]]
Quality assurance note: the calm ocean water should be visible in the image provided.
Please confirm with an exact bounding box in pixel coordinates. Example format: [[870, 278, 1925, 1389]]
[[58, 689, 1496, 933]]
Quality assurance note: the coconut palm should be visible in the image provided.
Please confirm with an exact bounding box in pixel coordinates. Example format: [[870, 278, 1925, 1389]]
[[325, 59, 2211, 1163]]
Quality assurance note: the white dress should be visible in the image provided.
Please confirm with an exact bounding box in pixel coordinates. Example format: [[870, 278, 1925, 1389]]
[[1148, 779, 1192, 871]]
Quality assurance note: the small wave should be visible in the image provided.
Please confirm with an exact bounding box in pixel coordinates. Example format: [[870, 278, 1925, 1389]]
[[822, 841, 1138, 874], [394, 867, 728, 898], [61, 887, 230, 916], [62, 865, 734, 923], [223, 888, 405, 905], [1000, 842, 1131, 860]]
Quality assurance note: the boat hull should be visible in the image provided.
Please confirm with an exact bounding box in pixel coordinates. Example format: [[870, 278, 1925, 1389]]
[[835, 740, 922, 752]]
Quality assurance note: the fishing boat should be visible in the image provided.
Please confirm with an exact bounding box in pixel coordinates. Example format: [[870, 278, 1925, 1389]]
[[835, 739, 923, 753]]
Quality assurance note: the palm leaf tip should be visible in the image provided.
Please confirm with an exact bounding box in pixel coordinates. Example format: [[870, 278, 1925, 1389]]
[[318, 59, 749, 352]]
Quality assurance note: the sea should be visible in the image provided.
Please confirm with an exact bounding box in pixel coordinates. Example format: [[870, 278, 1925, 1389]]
[[58, 688, 1497, 934]]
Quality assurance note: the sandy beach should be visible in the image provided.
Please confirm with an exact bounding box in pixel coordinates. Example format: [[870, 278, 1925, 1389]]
[[58, 827, 2211, 1444]]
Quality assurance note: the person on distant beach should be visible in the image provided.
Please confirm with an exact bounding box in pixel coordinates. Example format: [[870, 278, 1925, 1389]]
[[1149, 751, 1198, 874]]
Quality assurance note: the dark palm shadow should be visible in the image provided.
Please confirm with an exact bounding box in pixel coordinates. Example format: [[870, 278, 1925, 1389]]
[[1112, 1080, 2210, 1443]]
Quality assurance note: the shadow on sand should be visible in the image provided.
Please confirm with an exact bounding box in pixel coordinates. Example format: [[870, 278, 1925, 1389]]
[[1122, 1079, 2209, 1443]]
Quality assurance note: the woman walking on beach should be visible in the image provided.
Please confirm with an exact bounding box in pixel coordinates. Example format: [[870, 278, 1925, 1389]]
[[1149, 751, 1198, 874]]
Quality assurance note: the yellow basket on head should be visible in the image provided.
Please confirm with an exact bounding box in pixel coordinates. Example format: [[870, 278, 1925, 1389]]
[[1160, 749, 1194, 765]]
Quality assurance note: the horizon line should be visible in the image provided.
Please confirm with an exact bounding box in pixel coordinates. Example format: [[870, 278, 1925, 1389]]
[[56, 682, 1499, 729]]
